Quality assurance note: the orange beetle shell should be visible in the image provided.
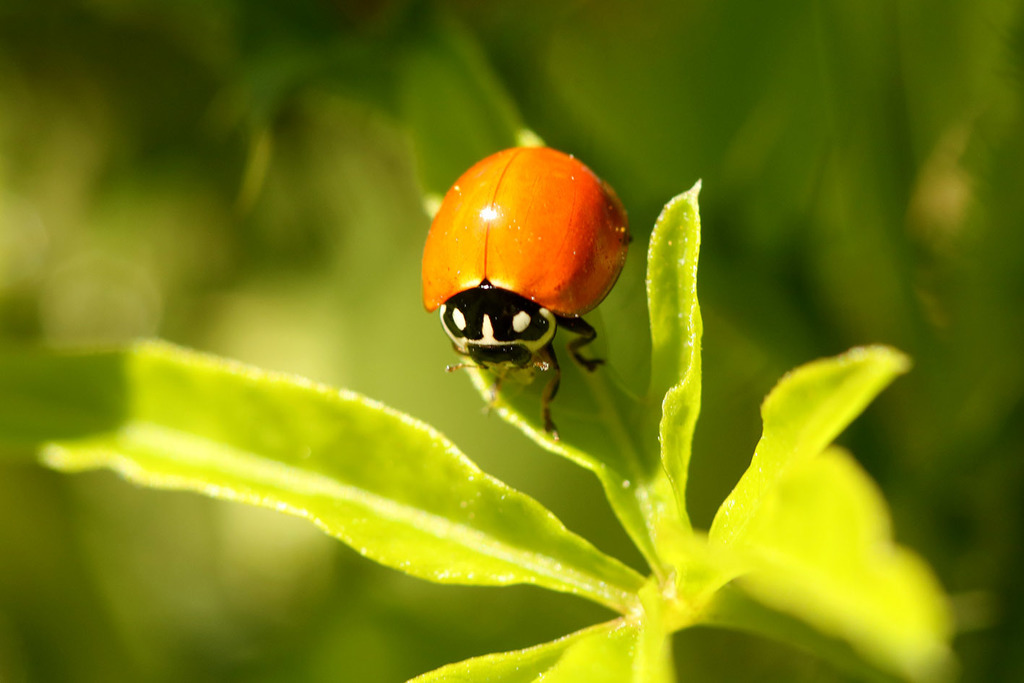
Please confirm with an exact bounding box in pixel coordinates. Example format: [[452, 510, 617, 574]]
[[422, 147, 629, 317]]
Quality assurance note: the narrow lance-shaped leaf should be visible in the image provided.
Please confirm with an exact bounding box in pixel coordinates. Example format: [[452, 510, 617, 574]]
[[705, 447, 953, 682], [710, 345, 910, 546], [646, 181, 703, 531], [473, 185, 704, 576], [0, 341, 644, 613]]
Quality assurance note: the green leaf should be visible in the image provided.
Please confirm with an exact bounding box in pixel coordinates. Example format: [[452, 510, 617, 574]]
[[0, 341, 644, 613], [709, 345, 910, 546], [646, 181, 703, 530], [709, 448, 953, 682], [410, 618, 660, 683], [468, 186, 706, 578], [698, 345, 952, 679], [466, 366, 680, 578]]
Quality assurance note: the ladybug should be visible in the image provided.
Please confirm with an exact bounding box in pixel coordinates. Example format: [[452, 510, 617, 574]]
[[422, 146, 629, 439]]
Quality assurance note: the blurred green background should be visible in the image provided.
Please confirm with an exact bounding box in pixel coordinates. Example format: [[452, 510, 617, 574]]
[[1, 0, 1022, 680]]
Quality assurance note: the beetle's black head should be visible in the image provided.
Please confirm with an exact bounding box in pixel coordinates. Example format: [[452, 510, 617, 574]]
[[440, 282, 556, 368]]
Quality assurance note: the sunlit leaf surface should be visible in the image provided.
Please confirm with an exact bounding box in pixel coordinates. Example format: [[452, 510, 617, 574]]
[[700, 347, 951, 680], [466, 185, 701, 577], [714, 449, 953, 681], [0, 341, 644, 613], [710, 345, 910, 546], [646, 181, 703, 530]]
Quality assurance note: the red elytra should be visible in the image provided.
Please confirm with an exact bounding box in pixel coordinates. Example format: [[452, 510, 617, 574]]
[[421, 147, 629, 317]]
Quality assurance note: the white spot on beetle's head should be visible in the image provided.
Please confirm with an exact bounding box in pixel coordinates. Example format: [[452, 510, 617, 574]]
[[481, 314, 495, 342], [451, 307, 467, 331], [512, 310, 531, 333]]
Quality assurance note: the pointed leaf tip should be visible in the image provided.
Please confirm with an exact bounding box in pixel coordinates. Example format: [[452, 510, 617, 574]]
[[646, 181, 704, 533], [711, 345, 911, 547]]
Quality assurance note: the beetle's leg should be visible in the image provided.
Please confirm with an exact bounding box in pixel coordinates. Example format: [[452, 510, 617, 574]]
[[536, 345, 561, 440], [558, 316, 603, 372], [445, 343, 474, 372], [486, 375, 502, 408], [446, 359, 502, 411]]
